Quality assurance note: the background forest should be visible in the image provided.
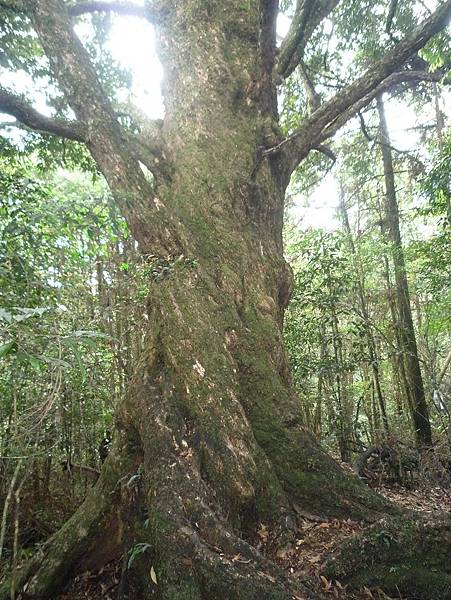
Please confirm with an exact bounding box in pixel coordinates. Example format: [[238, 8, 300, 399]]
[[0, 0, 450, 597]]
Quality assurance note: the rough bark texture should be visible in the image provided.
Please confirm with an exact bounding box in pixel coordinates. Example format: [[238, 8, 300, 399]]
[[1, 1, 451, 598], [2, 3, 386, 598]]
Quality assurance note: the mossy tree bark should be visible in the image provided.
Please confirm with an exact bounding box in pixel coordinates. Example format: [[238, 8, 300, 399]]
[[1, 1, 451, 598]]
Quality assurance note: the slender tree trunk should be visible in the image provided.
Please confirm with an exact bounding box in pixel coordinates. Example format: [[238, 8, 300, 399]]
[[328, 286, 352, 462], [433, 82, 445, 152], [376, 95, 432, 448], [338, 190, 389, 435], [360, 363, 375, 443], [377, 199, 407, 417]]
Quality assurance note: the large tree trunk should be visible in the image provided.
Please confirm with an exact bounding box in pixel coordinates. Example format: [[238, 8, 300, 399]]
[[4, 1, 451, 599], [4, 3, 390, 599]]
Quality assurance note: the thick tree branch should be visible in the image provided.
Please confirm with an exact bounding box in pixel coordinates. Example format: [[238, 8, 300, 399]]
[[68, 1, 146, 18], [26, 0, 123, 130], [0, 88, 86, 141], [277, 0, 315, 77], [269, 0, 451, 172], [317, 69, 448, 146], [275, 0, 340, 81], [304, 1, 451, 137], [0, 0, 161, 20]]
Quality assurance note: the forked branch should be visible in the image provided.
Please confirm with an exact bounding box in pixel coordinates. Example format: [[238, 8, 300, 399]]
[[22, 0, 168, 184], [317, 69, 448, 146]]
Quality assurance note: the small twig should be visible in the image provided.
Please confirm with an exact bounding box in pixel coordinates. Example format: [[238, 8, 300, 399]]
[[314, 144, 336, 162], [357, 111, 373, 142]]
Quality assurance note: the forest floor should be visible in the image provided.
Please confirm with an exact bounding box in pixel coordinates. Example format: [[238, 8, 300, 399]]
[[54, 482, 451, 600], [268, 483, 450, 600]]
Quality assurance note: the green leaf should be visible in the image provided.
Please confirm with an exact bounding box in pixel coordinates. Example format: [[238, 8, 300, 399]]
[[27, 355, 43, 371], [127, 543, 152, 570], [37, 355, 71, 368], [0, 341, 15, 358], [13, 307, 50, 322]]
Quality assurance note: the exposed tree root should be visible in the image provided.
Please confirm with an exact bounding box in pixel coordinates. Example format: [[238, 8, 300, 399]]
[[0, 345, 401, 600], [324, 513, 451, 600], [2, 376, 450, 600]]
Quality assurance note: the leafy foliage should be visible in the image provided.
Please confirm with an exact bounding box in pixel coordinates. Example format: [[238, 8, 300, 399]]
[[0, 161, 146, 546]]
